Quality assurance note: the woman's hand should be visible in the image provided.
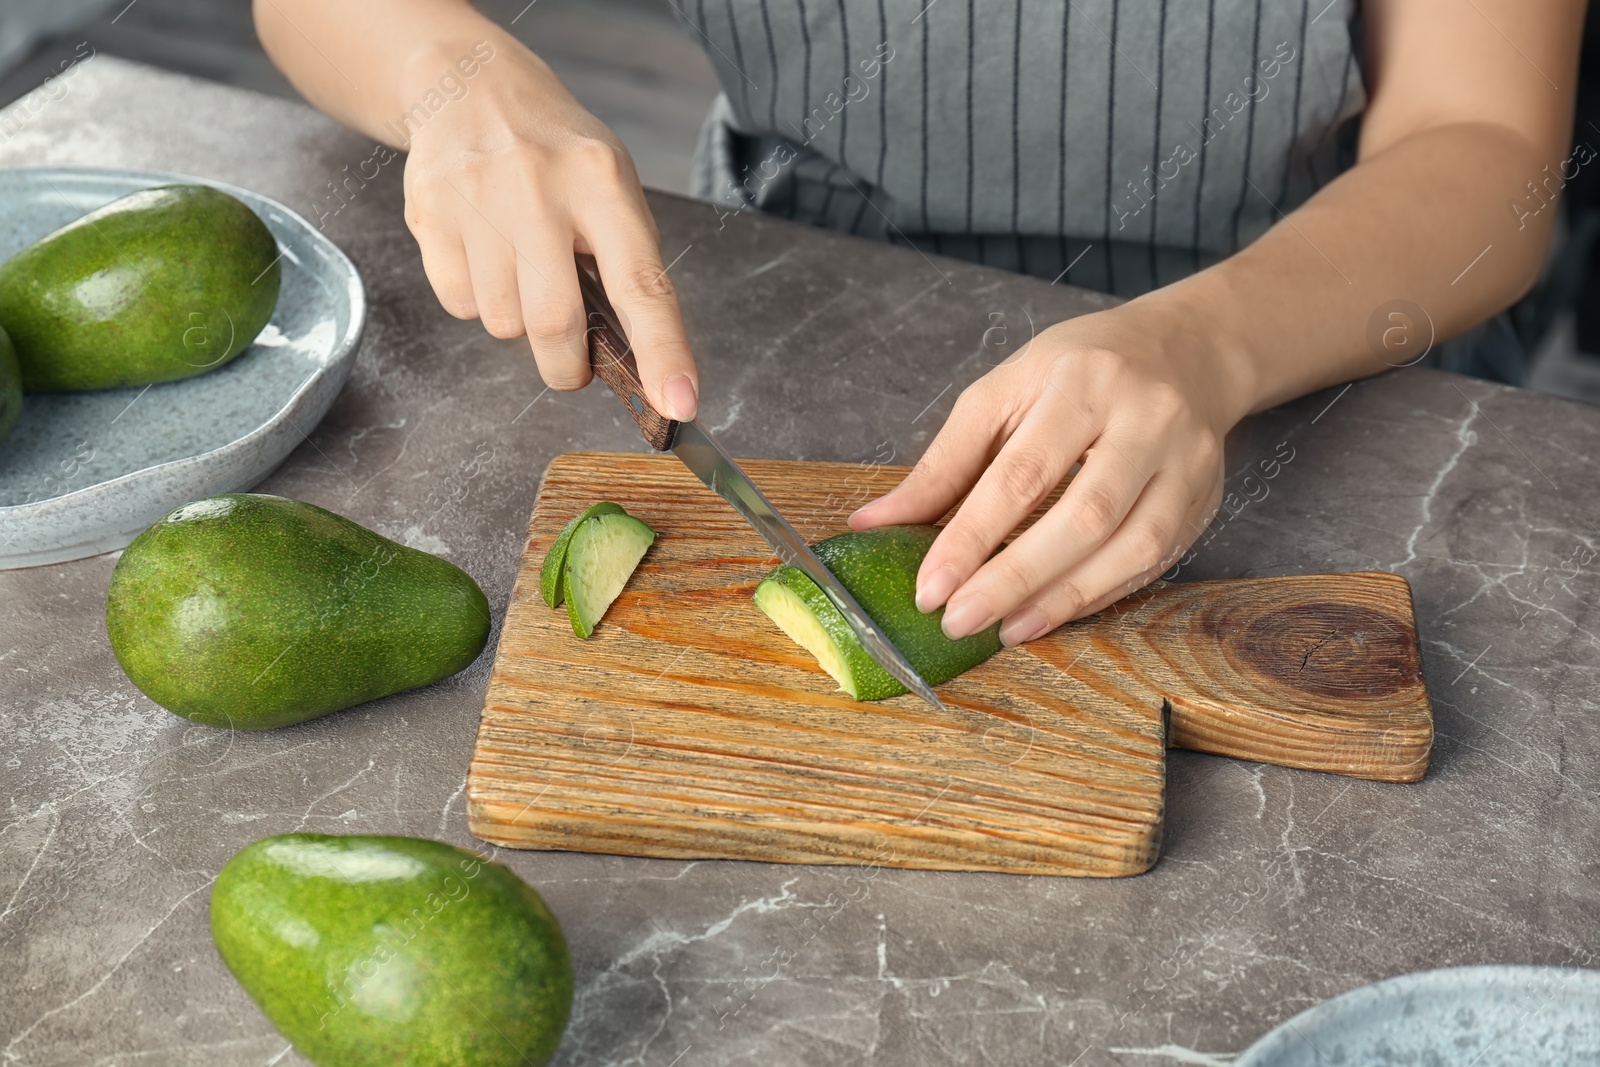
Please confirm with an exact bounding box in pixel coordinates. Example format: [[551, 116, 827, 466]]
[[401, 43, 699, 420], [850, 300, 1248, 645]]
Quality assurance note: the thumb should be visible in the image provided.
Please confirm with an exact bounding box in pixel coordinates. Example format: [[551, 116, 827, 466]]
[[849, 387, 1000, 530], [584, 217, 699, 422]]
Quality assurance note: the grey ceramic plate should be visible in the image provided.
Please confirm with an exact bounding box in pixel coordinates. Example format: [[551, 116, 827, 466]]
[[0, 165, 364, 568], [1237, 965, 1600, 1066]]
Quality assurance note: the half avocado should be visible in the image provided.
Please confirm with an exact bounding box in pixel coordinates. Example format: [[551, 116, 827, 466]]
[[753, 524, 1001, 700]]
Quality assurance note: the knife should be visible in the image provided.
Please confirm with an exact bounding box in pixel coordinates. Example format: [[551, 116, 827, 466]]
[[572, 254, 946, 711]]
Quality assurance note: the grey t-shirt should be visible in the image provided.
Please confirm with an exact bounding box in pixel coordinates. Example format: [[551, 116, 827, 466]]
[[685, 0, 1366, 296]]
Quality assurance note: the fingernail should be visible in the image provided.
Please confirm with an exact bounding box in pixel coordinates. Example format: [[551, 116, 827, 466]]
[[1000, 607, 1050, 647], [916, 563, 959, 613], [940, 595, 992, 640], [663, 374, 698, 421]]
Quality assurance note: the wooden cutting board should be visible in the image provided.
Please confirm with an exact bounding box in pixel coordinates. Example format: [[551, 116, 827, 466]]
[[467, 452, 1431, 877]]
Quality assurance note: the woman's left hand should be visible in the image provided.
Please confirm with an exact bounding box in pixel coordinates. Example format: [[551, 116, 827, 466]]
[[849, 300, 1248, 646]]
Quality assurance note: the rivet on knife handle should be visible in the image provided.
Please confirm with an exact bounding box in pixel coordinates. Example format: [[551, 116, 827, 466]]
[[575, 253, 678, 451]]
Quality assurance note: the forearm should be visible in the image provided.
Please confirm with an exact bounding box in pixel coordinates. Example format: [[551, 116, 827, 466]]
[[253, 0, 538, 148], [1133, 121, 1565, 422]]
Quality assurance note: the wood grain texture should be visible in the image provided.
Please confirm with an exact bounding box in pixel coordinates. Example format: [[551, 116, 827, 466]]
[[468, 453, 1431, 877], [1083, 573, 1433, 782]]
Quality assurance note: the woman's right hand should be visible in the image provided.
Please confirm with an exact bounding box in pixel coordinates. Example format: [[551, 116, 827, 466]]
[[401, 40, 699, 421]]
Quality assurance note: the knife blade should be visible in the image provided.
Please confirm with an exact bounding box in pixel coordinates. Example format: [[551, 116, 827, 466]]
[[573, 254, 946, 711]]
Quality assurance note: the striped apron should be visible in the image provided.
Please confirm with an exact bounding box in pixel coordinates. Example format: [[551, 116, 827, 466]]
[[684, 0, 1367, 297]]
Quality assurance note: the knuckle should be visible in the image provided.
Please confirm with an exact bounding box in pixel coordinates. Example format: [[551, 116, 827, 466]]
[[1126, 521, 1173, 572], [570, 137, 629, 182], [910, 434, 958, 484], [446, 162, 492, 203], [439, 297, 477, 320], [943, 384, 983, 425], [1038, 354, 1078, 396], [421, 266, 475, 318], [618, 259, 676, 304], [952, 379, 988, 408], [403, 188, 444, 236], [404, 200, 427, 236], [541, 371, 589, 392], [1144, 380, 1186, 416], [938, 519, 994, 569], [994, 446, 1058, 506], [986, 552, 1043, 600], [507, 143, 551, 180], [1047, 574, 1090, 618], [1068, 485, 1121, 542], [524, 305, 578, 351], [480, 312, 525, 340], [1076, 347, 1125, 389]]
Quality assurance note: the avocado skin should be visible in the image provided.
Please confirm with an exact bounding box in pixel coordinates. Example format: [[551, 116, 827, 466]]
[[768, 524, 1003, 699], [105, 494, 491, 729], [539, 500, 625, 608], [0, 325, 19, 443], [0, 184, 281, 392], [211, 834, 573, 1067]]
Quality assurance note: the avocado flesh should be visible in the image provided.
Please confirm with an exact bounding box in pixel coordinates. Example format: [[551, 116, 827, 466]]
[[563, 512, 657, 638], [753, 524, 1002, 701], [0, 325, 19, 444], [539, 501, 626, 608], [752, 572, 863, 695], [210, 833, 573, 1067], [105, 494, 491, 729], [0, 184, 281, 392]]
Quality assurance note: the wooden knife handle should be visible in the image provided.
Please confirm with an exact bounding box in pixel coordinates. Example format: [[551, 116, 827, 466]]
[[1025, 570, 1434, 782], [575, 254, 679, 451]]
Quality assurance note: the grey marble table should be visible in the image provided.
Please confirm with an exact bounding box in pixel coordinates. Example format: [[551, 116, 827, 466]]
[[3, 58, 1598, 1067]]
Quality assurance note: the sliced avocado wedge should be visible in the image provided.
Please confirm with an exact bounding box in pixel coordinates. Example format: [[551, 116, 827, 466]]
[[753, 524, 1002, 700], [539, 501, 626, 607], [563, 512, 657, 638], [754, 566, 892, 699]]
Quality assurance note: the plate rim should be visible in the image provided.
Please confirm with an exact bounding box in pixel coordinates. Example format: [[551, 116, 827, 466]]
[[1236, 963, 1600, 1065], [0, 162, 367, 516]]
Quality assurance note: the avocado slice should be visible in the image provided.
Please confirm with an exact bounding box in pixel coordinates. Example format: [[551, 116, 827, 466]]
[[210, 833, 572, 1067], [753, 524, 1002, 700], [563, 511, 656, 638], [0, 325, 19, 445], [105, 494, 491, 729], [0, 184, 281, 392], [539, 501, 626, 607]]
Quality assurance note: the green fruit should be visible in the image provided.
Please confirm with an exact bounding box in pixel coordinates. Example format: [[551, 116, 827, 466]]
[[564, 511, 656, 638], [105, 494, 491, 729], [0, 325, 19, 444], [539, 501, 625, 608], [753, 524, 1001, 700], [0, 184, 281, 392], [211, 834, 573, 1067]]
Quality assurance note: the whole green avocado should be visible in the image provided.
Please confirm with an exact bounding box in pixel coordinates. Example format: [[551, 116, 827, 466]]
[[105, 494, 491, 729], [211, 834, 573, 1067], [0, 325, 19, 444], [0, 184, 281, 391]]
